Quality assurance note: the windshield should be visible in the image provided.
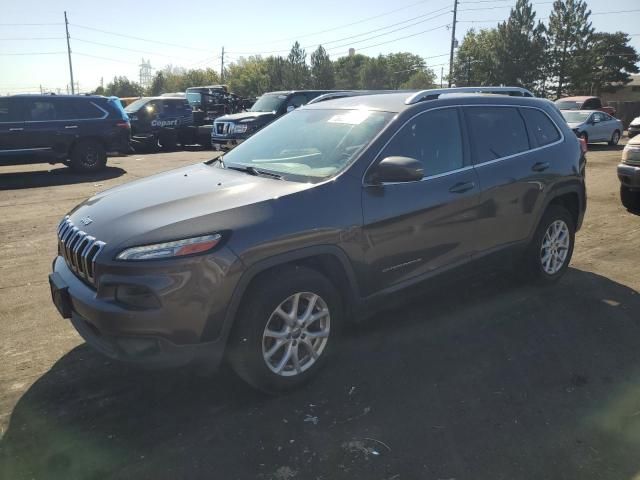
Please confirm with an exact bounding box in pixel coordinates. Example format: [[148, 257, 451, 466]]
[[220, 108, 393, 181], [562, 111, 591, 123], [250, 94, 287, 112], [555, 100, 582, 110], [124, 98, 149, 113]]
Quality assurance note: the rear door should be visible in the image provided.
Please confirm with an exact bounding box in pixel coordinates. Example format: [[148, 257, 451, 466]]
[[361, 107, 481, 294], [0, 97, 27, 156], [20, 98, 61, 155], [591, 112, 608, 141], [465, 105, 555, 253]]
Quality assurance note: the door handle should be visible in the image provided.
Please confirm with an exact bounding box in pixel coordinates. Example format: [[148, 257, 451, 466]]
[[449, 181, 476, 194], [532, 161, 550, 172], [9, 127, 23, 132], [64, 125, 78, 129]]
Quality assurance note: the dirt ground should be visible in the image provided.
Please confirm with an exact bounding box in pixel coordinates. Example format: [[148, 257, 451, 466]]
[[1, 142, 639, 480]]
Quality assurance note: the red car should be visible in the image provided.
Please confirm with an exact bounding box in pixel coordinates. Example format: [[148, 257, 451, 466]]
[[555, 96, 616, 117]]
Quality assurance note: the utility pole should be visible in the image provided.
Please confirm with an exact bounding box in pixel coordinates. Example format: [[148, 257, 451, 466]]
[[448, 0, 458, 88], [440, 66, 444, 88], [64, 11, 75, 95], [220, 46, 225, 83]]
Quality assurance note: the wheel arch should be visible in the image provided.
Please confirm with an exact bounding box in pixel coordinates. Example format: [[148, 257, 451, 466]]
[[217, 246, 361, 346]]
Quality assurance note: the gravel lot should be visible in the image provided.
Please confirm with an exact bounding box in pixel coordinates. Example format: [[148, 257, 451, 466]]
[[1, 143, 640, 480]]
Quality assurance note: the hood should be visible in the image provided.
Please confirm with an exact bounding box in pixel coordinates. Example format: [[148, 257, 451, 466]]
[[630, 116, 640, 127], [67, 162, 312, 251], [627, 134, 640, 147], [216, 111, 277, 123]]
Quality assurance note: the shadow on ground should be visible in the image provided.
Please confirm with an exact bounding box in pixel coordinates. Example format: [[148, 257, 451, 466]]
[[2, 268, 640, 479], [0, 166, 126, 191], [587, 143, 624, 152]]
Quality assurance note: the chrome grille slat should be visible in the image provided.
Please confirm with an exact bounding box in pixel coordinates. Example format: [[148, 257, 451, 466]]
[[56, 216, 106, 286]]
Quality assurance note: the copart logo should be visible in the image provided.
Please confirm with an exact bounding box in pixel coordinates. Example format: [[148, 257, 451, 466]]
[[151, 119, 179, 127]]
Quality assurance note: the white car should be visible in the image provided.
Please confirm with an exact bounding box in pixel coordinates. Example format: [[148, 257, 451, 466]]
[[628, 116, 640, 138]]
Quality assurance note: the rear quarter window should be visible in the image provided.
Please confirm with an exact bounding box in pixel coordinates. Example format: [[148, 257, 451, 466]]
[[73, 100, 106, 119], [465, 107, 530, 163], [521, 108, 561, 147]]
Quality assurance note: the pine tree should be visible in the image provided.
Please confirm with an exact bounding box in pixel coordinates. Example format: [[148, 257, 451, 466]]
[[310, 46, 335, 89], [285, 42, 309, 89]]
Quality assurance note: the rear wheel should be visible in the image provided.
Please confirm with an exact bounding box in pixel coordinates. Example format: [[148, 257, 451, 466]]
[[227, 266, 341, 393], [70, 140, 106, 172], [158, 129, 178, 151], [609, 130, 621, 146], [520, 204, 575, 284], [620, 185, 640, 212]]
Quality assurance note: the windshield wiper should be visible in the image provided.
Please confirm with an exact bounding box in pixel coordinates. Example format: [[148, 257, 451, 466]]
[[225, 164, 283, 180]]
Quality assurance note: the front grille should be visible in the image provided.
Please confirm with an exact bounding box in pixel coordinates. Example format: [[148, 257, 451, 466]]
[[57, 216, 105, 285], [214, 121, 232, 136]]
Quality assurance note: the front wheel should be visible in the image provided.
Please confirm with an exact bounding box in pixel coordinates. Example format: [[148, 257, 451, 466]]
[[520, 205, 575, 283], [609, 130, 621, 146], [227, 266, 341, 393]]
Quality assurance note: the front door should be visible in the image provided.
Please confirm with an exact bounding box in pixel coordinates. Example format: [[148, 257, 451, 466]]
[[361, 107, 480, 296], [0, 97, 27, 157]]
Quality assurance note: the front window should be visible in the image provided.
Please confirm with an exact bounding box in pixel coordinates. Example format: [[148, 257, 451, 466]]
[[250, 94, 287, 113], [562, 111, 591, 123], [219, 108, 394, 182], [186, 91, 202, 106], [555, 100, 582, 110]]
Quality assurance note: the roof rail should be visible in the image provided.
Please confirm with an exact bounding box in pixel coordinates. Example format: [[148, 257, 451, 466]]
[[405, 86, 534, 105]]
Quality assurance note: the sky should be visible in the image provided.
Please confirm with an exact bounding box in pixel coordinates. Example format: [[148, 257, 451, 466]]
[[1, 0, 639, 95]]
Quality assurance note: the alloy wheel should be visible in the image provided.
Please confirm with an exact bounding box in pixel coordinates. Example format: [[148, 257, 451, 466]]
[[262, 292, 330, 377], [540, 219, 570, 275]]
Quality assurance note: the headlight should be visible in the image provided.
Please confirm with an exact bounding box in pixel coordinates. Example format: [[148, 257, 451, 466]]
[[233, 124, 248, 134], [117, 234, 221, 261], [626, 145, 640, 152]]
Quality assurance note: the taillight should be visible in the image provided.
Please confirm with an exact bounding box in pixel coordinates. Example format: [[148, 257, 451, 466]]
[[116, 121, 130, 129], [579, 137, 588, 154]]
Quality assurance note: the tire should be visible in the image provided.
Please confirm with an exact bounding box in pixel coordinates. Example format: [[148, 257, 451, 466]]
[[227, 266, 341, 393], [69, 139, 107, 172], [620, 185, 640, 212], [520, 204, 575, 284], [609, 130, 621, 146], [158, 129, 178, 151]]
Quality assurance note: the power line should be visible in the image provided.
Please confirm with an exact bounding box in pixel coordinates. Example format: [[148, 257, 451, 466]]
[[458, 2, 553, 11], [325, 12, 452, 52], [73, 52, 140, 65], [231, 0, 441, 47], [0, 37, 65, 41], [70, 23, 213, 52], [72, 37, 199, 61], [227, 6, 451, 55], [0, 22, 63, 26], [0, 51, 66, 55]]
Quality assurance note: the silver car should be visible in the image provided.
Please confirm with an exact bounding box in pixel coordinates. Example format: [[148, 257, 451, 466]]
[[561, 110, 623, 145]]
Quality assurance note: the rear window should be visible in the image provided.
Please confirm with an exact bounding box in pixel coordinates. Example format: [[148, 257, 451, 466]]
[[0, 98, 20, 122], [466, 107, 530, 163], [73, 100, 106, 119], [521, 108, 561, 147]]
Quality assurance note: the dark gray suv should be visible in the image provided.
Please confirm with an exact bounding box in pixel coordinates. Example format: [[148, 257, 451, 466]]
[[49, 88, 586, 392]]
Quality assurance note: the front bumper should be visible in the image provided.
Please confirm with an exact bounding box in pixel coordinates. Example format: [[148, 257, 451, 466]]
[[628, 125, 640, 138], [618, 163, 640, 190], [49, 251, 240, 368]]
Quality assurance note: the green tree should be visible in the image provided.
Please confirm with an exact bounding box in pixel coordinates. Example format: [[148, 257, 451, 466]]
[[226, 56, 269, 97], [452, 29, 500, 86], [310, 46, 335, 89], [494, 0, 546, 93], [93, 85, 105, 95], [285, 41, 309, 88], [385, 52, 426, 88], [360, 55, 389, 89], [265, 56, 287, 91], [400, 70, 437, 89], [103, 76, 144, 97], [546, 0, 594, 97], [148, 71, 167, 96], [582, 32, 640, 95], [334, 54, 368, 89]]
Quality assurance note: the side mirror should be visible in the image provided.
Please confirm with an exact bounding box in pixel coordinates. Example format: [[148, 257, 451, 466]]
[[369, 156, 424, 184], [591, 117, 600, 124], [286, 105, 296, 113]]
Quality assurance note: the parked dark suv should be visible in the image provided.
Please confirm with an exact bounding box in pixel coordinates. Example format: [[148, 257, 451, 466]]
[[49, 88, 586, 392], [0, 94, 130, 171], [211, 90, 332, 149]]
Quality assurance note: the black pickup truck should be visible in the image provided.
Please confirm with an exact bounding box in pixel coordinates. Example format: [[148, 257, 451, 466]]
[[210, 90, 332, 149]]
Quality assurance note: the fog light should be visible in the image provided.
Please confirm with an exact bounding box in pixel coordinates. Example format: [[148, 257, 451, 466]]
[[115, 285, 160, 309]]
